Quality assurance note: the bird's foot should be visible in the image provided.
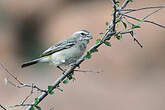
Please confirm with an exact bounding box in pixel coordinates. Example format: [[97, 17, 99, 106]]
[[70, 63, 80, 68]]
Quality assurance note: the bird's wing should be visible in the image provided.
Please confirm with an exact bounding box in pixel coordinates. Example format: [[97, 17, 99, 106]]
[[40, 38, 76, 57]]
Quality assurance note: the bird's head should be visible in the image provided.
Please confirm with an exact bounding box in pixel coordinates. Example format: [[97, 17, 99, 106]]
[[72, 30, 93, 42]]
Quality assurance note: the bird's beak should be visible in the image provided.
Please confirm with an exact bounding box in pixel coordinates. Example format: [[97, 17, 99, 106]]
[[87, 34, 93, 39]]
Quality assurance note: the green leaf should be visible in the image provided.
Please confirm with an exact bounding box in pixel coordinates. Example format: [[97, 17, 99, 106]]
[[105, 21, 109, 26], [99, 32, 104, 35], [107, 37, 111, 40], [71, 71, 74, 75], [129, 0, 133, 2], [131, 24, 141, 29], [90, 48, 98, 53], [49, 91, 54, 95], [104, 41, 111, 47], [116, 18, 119, 22], [108, 25, 112, 29], [48, 85, 53, 92], [86, 52, 92, 59], [35, 106, 41, 110], [138, 19, 144, 25], [48, 85, 54, 94], [106, 28, 109, 31], [121, 21, 127, 29], [116, 3, 120, 8], [34, 97, 39, 105], [30, 106, 35, 110], [48, 85, 54, 95], [63, 78, 69, 84], [96, 39, 102, 44]]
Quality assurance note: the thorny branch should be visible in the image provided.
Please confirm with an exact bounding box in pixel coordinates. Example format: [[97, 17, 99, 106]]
[[142, 8, 161, 20], [116, 4, 165, 48], [0, 62, 46, 92], [0, 0, 165, 109], [0, 62, 47, 108], [112, 0, 117, 32], [0, 62, 101, 108], [121, 14, 165, 29], [20, 83, 34, 105], [26, 0, 165, 109], [26, 0, 134, 109], [118, 5, 165, 29], [119, 6, 165, 13]]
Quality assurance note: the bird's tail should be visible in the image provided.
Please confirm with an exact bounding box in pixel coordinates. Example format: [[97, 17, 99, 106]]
[[21, 58, 40, 68]]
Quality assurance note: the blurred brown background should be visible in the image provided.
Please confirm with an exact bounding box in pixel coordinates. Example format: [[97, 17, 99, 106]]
[[0, 0, 165, 110]]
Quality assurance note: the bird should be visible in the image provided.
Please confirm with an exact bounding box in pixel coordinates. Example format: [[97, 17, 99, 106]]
[[21, 30, 92, 71]]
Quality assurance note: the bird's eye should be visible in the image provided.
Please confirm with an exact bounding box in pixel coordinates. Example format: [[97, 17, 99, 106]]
[[80, 33, 85, 36]]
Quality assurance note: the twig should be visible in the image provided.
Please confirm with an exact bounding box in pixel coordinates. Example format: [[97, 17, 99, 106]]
[[74, 69, 103, 73], [5, 77, 46, 92], [0, 104, 7, 110], [123, 17, 134, 26], [108, 0, 130, 29], [0, 61, 47, 108], [0, 62, 22, 84], [49, 107, 55, 110], [119, 30, 132, 34], [117, 30, 143, 48], [21, 83, 34, 105], [121, 0, 130, 9], [129, 31, 143, 48], [119, 6, 165, 13], [121, 14, 165, 29], [112, 0, 117, 32], [11, 104, 33, 107], [0, 62, 46, 93], [142, 8, 161, 20], [119, 8, 163, 48]]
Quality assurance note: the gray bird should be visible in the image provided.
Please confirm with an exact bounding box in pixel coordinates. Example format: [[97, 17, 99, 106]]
[[21, 30, 92, 70]]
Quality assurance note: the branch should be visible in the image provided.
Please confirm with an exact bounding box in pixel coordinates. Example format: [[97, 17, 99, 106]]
[[0, 62, 46, 93], [11, 104, 33, 107], [119, 6, 165, 14], [129, 31, 143, 48], [26, 31, 116, 110], [74, 69, 103, 73], [0, 62, 22, 84], [0, 61, 47, 109], [112, 0, 117, 32], [121, 0, 131, 9], [142, 8, 161, 20], [20, 83, 34, 105], [116, 30, 143, 48], [121, 14, 165, 29], [26, 0, 132, 109], [0, 0, 163, 109]]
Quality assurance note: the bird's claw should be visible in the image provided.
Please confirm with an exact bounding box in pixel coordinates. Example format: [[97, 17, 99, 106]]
[[70, 63, 80, 68]]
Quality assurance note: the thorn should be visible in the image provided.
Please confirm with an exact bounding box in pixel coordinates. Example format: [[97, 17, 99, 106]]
[[130, 31, 143, 48], [4, 78, 8, 85]]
